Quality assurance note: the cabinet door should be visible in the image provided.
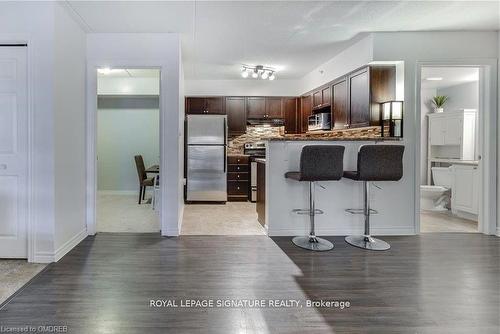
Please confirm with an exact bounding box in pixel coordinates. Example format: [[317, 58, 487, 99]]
[[225, 97, 246, 135], [321, 86, 331, 106], [332, 79, 348, 129], [444, 116, 462, 145], [300, 95, 312, 133], [186, 97, 206, 114], [452, 165, 479, 214], [246, 97, 266, 119], [206, 97, 225, 114], [283, 98, 298, 134], [348, 67, 370, 127], [312, 90, 322, 108], [266, 97, 283, 118], [429, 117, 445, 145]]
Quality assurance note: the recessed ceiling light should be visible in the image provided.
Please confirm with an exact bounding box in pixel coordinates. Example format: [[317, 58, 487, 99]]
[[261, 71, 269, 80], [241, 67, 249, 78], [425, 77, 443, 81]]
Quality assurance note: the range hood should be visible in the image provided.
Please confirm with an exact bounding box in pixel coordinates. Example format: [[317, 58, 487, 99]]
[[247, 119, 284, 126]]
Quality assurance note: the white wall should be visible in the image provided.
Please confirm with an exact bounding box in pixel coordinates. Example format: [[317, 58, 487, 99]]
[[97, 108, 159, 191], [437, 81, 479, 112], [0, 2, 56, 262], [372, 31, 499, 235], [53, 2, 87, 260], [87, 33, 183, 236], [420, 87, 436, 184], [299, 34, 374, 93], [185, 79, 301, 96], [98, 77, 159, 95]]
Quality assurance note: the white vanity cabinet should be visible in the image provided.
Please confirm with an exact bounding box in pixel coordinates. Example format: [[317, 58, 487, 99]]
[[451, 165, 479, 215], [427, 110, 476, 160]]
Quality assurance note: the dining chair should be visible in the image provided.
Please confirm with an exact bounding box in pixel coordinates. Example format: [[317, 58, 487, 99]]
[[134, 155, 154, 204]]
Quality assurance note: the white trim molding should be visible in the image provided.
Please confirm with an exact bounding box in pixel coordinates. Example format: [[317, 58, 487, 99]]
[[54, 228, 88, 262]]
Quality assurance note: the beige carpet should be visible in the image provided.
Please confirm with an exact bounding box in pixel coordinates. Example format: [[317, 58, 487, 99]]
[[421, 211, 478, 233], [97, 192, 160, 233], [0, 260, 46, 305], [182, 202, 266, 235]]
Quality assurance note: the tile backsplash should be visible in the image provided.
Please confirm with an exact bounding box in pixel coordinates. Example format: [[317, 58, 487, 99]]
[[228, 126, 283, 154]]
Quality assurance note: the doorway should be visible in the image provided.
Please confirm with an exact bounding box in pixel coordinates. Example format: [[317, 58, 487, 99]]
[[419, 66, 481, 233], [96, 68, 160, 233]]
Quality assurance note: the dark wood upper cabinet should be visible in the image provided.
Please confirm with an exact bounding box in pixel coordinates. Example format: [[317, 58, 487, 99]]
[[246, 97, 266, 119], [370, 66, 396, 125], [186, 97, 207, 114], [332, 78, 348, 129], [225, 97, 246, 135], [186, 97, 225, 115], [312, 86, 332, 109], [205, 97, 224, 114], [283, 97, 298, 134], [348, 67, 370, 128], [265, 97, 283, 118], [300, 95, 312, 133]]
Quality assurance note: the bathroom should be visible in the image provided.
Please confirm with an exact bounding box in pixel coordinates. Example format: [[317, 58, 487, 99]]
[[420, 66, 480, 233]]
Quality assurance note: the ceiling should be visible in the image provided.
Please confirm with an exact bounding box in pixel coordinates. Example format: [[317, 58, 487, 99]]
[[421, 67, 479, 89], [67, 1, 500, 80]]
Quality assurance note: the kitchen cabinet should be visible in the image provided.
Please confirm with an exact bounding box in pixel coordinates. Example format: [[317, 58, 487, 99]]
[[227, 155, 249, 201], [348, 67, 370, 128], [186, 97, 225, 114], [283, 97, 299, 134], [300, 95, 312, 133], [225, 97, 246, 135], [428, 110, 476, 160], [312, 86, 331, 109], [246, 97, 266, 119], [266, 97, 283, 118], [452, 165, 479, 215], [256, 160, 266, 226], [332, 77, 348, 129]]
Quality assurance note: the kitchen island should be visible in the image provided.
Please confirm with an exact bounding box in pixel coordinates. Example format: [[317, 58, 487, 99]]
[[263, 137, 414, 237]]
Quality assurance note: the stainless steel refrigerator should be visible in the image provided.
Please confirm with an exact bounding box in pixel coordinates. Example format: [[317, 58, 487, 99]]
[[186, 115, 227, 202]]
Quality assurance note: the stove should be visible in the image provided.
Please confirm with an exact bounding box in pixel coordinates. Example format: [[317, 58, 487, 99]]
[[243, 142, 266, 202]]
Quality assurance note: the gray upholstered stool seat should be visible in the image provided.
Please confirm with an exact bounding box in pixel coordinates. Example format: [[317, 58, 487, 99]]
[[285, 145, 345, 251], [344, 144, 405, 251]]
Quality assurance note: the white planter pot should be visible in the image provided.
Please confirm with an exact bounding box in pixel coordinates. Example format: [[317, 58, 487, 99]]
[[434, 108, 444, 113]]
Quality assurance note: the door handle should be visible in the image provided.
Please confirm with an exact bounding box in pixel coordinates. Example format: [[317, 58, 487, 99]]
[[223, 146, 226, 173]]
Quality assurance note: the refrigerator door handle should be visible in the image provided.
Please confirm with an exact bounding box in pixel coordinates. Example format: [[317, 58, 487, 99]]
[[223, 117, 227, 144], [223, 145, 226, 173]]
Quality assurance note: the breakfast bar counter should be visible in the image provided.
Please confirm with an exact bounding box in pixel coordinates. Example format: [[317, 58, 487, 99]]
[[263, 137, 413, 237]]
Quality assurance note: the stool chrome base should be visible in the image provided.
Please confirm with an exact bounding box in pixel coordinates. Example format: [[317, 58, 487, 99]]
[[345, 235, 390, 251], [292, 235, 334, 251]]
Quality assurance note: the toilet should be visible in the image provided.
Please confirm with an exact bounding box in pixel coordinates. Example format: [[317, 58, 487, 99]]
[[420, 167, 453, 211]]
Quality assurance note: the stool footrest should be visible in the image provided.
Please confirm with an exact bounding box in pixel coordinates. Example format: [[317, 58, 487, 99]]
[[292, 209, 324, 215], [345, 208, 378, 215]]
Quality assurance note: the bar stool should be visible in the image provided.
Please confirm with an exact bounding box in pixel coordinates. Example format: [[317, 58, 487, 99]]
[[285, 145, 345, 251], [344, 144, 405, 251]]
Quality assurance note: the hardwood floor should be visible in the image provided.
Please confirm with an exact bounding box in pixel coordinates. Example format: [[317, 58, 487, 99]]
[[0, 233, 499, 333]]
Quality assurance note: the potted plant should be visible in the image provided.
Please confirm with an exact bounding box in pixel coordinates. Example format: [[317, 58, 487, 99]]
[[431, 95, 448, 113]]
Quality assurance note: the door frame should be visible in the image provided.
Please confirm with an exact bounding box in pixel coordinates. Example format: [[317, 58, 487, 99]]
[[415, 59, 497, 235], [86, 63, 164, 235], [0, 35, 34, 261]]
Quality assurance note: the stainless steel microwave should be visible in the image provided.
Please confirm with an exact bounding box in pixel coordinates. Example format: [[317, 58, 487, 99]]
[[308, 112, 331, 131]]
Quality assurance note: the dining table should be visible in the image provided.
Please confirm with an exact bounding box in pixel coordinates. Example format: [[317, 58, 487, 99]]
[[145, 165, 159, 174]]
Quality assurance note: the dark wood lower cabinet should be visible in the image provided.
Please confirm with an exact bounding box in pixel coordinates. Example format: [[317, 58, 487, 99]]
[[227, 155, 249, 201], [256, 160, 265, 226]]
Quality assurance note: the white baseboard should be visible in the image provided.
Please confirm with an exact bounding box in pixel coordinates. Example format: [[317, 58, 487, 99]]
[[98, 190, 137, 196], [33, 252, 55, 263], [54, 228, 88, 262], [267, 227, 415, 237]]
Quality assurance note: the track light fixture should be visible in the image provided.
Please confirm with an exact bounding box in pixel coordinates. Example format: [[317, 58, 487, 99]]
[[240, 65, 277, 81]]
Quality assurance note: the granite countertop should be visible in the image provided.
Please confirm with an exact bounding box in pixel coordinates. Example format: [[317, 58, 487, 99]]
[[264, 136, 402, 142], [254, 158, 266, 164]]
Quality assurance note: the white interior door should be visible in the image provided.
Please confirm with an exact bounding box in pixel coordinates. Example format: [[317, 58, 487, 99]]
[[0, 46, 28, 258]]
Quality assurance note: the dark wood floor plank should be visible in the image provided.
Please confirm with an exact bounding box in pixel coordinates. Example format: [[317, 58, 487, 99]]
[[0, 233, 499, 333]]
